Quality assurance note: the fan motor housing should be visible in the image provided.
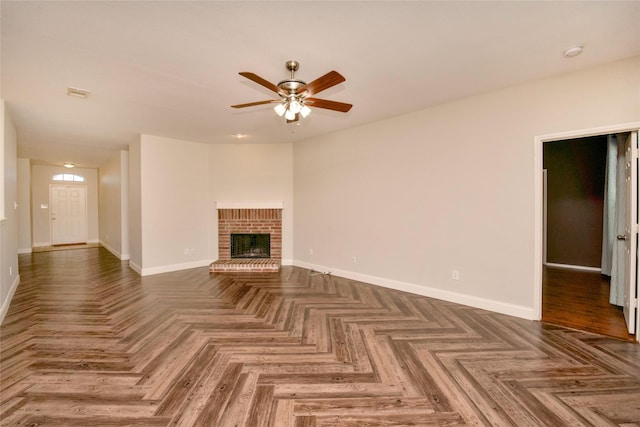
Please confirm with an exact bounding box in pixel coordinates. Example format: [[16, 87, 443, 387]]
[[277, 79, 306, 94]]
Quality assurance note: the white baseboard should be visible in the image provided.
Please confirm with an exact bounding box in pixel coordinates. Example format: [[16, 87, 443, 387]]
[[33, 241, 51, 247], [128, 260, 142, 275], [100, 241, 130, 261], [139, 259, 213, 277], [0, 274, 20, 325], [544, 263, 601, 273], [281, 258, 293, 266], [100, 241, 121, 259], [17, 247, 32, 254], [294, 260, 535, 321]]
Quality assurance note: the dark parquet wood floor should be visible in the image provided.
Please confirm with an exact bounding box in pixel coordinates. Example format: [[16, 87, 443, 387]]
[[542, 266, 634, 342], [1, 248, 639, 426]]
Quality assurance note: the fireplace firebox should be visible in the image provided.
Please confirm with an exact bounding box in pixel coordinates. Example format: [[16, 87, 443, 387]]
[[230, 233, 270, 259]]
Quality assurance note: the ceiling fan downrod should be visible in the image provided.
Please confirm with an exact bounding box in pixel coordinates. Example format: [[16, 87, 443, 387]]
[[278, 60, 306, 94]]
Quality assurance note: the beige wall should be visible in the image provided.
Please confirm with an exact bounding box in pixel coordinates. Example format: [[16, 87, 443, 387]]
[[31, 165, 99, 246], [17, 158, 31, 253], [5, 57, 636, 324], [128, 140, 142, 271], [99, 150, 129, 259], [137, 134, 210, 274], [128, 137, 294, 274], [1, 101, 19, 323], [293, 56, 640, 319], [208, 143, 294, 262]]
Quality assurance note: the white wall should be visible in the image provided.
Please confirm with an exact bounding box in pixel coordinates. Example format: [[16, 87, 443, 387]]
[[31, 165, 99, 246], [208, 143, 294, 262], [99, 150, 129, 259], [17, 159, 31, 253], [137, 134, 210, 275], [293, 56, 640, 320], [128, 140, 142, 272], [127, 136, 293, 275], [1, 101, 19, 324], [120, 151, 129, 261]]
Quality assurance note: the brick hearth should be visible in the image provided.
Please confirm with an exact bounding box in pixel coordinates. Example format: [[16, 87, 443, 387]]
[[209, 206, 282, 273]]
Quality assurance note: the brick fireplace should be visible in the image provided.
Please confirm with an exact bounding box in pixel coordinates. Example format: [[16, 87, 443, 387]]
[[209, 202, 282, 273]]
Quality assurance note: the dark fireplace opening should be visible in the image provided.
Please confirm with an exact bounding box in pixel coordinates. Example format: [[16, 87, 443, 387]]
[[231, 234, 270, 259]]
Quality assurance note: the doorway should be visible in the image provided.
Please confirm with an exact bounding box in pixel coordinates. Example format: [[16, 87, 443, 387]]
[[535, 124, 639, 342], [542, 135, 631, 339], [50, 185, 88, 245]]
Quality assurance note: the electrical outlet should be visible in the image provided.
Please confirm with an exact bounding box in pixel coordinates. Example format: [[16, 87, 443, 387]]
[[451, 270, 460, 281], [352, 256, 357, 263], [9, 266, 12, 276]]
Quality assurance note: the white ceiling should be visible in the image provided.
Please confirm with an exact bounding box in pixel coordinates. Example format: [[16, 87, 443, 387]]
[[2, 1, 639, 168]]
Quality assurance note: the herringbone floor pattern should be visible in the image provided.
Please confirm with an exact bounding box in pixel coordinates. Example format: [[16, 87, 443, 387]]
[[1, 248, 639, 426]]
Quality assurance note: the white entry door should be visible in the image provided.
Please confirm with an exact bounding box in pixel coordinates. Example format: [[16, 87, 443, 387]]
[[50, 185, 88, 245], [621, 131, 638, 335]]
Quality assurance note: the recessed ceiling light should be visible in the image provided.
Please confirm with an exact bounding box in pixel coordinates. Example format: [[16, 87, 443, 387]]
[[562, 45, 584, 58], [67, 87, 90, 98], [232, 133, 247, 139], [63, 162, 75, 168]]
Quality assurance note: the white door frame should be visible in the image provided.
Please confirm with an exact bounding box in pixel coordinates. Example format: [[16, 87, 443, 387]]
[[534, 121, 640, 342]]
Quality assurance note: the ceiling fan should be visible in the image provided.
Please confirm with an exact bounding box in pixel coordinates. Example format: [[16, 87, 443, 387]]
[[231, 60, 352, 123]]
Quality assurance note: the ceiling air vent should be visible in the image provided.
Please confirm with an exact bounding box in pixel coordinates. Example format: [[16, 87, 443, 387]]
[[67, 87, 90, 98]]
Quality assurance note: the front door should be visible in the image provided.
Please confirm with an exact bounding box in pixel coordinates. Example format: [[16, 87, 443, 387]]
[[621, 132, 638, 334], [50, 185, 87, 245]]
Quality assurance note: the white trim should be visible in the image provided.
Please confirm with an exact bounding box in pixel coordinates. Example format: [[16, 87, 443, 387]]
[[294, 260, 535, 320], [216, 201, 284, 209], [544, 263, 601, 273], [100, 241, 130, 260], [17, 247, 32, 254], [139, 259, 213, 277], [537, 122, 640, 142], [542, 169, 548, 264], [100, 240, 120, 259], [534, 121, 640, 323], [0, 101, 5, 221], [0, 274, 20, 325], [33, 241, 51, 247], [128, 260, 142, 275], [281, 258, 294, 266]]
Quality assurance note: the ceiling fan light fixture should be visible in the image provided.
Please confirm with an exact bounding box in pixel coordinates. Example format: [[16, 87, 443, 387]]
[[289, 98, 302, 114], [232, 60, 352, 121], [284, 109, 296, 121], [300, 105, 311, 118], [274, 103, 287, 117]]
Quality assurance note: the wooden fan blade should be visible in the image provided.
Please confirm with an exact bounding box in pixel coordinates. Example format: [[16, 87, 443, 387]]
[[306, 98, 353, 113], [231, 100, 280, 108], [239, 72, 280, 94], [298, 71, 345, 96]]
